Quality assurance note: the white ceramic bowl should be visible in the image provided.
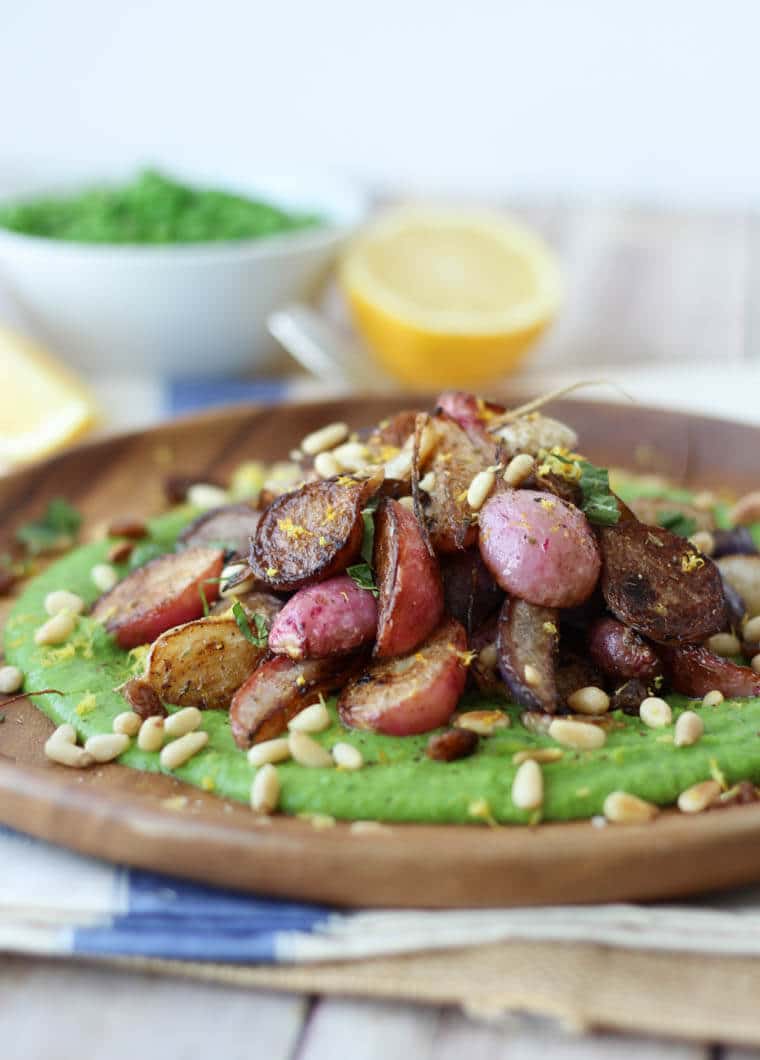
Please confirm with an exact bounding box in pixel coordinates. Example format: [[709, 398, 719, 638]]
[[0, 170, 367, 376]]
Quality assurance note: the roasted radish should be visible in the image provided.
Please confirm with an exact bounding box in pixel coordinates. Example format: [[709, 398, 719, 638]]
[[497, 596, 559, 712], [338, 618, 468, 736], [441, 548, 503, 635], [479, 489, 601, 608], [91, 547, 224, 650], [178, 503, 261, 554], [661, 643, 760, 699], [249, 473, 382, 592], [373, 498, 444, 658], [268, 575, 377, 660], [435, 391, 505, 447], [587, 616, 662, 682]]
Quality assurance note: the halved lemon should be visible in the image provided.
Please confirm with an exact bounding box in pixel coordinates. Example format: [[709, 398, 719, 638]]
[[0, 326, 97, 468], [340, 206, 561, 388]]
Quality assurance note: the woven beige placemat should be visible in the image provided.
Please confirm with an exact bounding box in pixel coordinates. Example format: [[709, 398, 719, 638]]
[[100, 941, 760, 1047]]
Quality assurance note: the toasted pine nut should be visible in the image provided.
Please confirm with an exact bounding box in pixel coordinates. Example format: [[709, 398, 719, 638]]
[[113, 711, 141, 737], [251, 763, 280, 814], [301, 422, 349, 456], [91, 563, 118, 593], [288, 702, 331, 733], [164, 707, 203, 739], [478, 642, 498, 670], [44, 733, 93, 768], [455, 709, 510, 735], [511, 759, 543, 810], [548, 718, 606, 750], [418, 471, 436, 493], [639, 696, 673, 729], [314, 451, 340, 478], [678, 779, 722, 814], [466, 468, 496, 511], [707, 632, 741, 657], [247, 737, 291, 767], [332, 742, 364, 770], [288, 730, 333, 768], [35, 610, 77, 645], [752, 653, 760, 675], [0, 665, 23, 694], [85, 732, 130, 762], [744, 615, 760, 644], [187, 483, 229, 510], [567, 686, 610, 716], [137, 716, 165, 752], [674, 710, 704, 747], [603, 791, 658, 824], [332, 441, 369, 471], [384, 448, 413, 481], [512, 748, 564, 765], [397, 496, 415, 510], [524, 664, 541, 688], [44, 589, 85, 617], [702, 689, 724, 707], [50, 723, 76, 745], [689, 530, 715, 556], [503, 453, 534, 487], [160, 730, 209, 770]]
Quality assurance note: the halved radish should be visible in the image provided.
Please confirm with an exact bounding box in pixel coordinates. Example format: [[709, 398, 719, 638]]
[[178, 503, 260, 555], [661, 644, 760, 699], [374, 498, 444, 658], [268, 575, 377, 659], [497, 596, 559, 712], [338, 617, 468, 736], [91, 547, 224, 649]]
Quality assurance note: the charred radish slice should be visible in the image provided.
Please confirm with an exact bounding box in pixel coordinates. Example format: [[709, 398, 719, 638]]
[[469, 616, 506, 697], [230, 653, 361, 748], [587, 616, 662, 682], [599, 521, 727, 644], [145, 612, 275, 709], [178, 503, 261, 554], [268, 575, 377, 660], [479, 489, 601, 608], [91, 547, 224, 650], [338, 617, 468, 736], [249, 473, 382, 592], [497, 596, 559, 712], [373, 498, 444, 658], [441, 548, 503, 635], [661, 643, 760, 699]]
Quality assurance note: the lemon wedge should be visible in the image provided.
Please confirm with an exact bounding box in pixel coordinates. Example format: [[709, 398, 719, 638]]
[[340, 206, 561, 387], [0, 326, 97, 468]]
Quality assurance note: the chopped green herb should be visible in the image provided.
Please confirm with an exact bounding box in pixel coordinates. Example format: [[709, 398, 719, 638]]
[[578, 460, 620, 526], [347, 562, 380, 597], [232, 602, 269, 647], [16, 498, 81, 554], [197, 576, 224, 617], [657, 510, 698, 538]]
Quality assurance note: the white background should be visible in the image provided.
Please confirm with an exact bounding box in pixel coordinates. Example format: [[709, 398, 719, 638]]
[[1, 0, 757, 206]]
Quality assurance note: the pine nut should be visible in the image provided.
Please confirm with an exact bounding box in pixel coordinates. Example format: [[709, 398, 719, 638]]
[[524, 664, 541, 687], [418, 471, 436, 493], [247, 737, 291, 767], [504, 453, 534, 487], [251, 763, 280, 814], [567, 686, 610, 716], [35, 610, 77, 645], [44, 590, 85, 617], [752, 653, 760, 675], [160, 730, 208, 770], [91, 563, 118, 593], [512, 748, 564, 765], [137, 716, 165, 752], [397, 496, 415, 510], [702, 690, 724, 707], [314, 451, 340, 478], [113, 711, 141, 737], [0, 665, 23, 694], [689, 530, 715, 556], [288, 701, 331, 733], [511, 759, 543, 810], [707, 632, 741, 657], [467, 469, 496, 511], [187, 483, 229, 510], [288, 730, 333, 768], [332, 441, 369, 471], [332, 742, 364, 770], [478, 642, 498, 669], [548, 718, 606, 750], [84, 732, 130, 762], [50, 723, 76, 745], [639, 697, 673, 729], [674, 710, 704, 747], [301, 422, 349, 456], [744, 615, 760, 644], [44, 729, 93, 768], [164, 707, 203, 739], [678, 779, 721, 814], [455, 709, 510, 735], [384, 448, 413, 481], [603, 791, 658, 824]]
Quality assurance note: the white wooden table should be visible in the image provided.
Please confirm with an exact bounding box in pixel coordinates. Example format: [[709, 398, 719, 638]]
[[4, 203, 760, 1057]]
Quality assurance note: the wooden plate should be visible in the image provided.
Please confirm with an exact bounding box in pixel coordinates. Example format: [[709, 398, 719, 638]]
[[2, 395, 760, 910]]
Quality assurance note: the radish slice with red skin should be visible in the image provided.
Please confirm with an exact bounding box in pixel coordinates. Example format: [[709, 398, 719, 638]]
[[268, 575, 377, 660]]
